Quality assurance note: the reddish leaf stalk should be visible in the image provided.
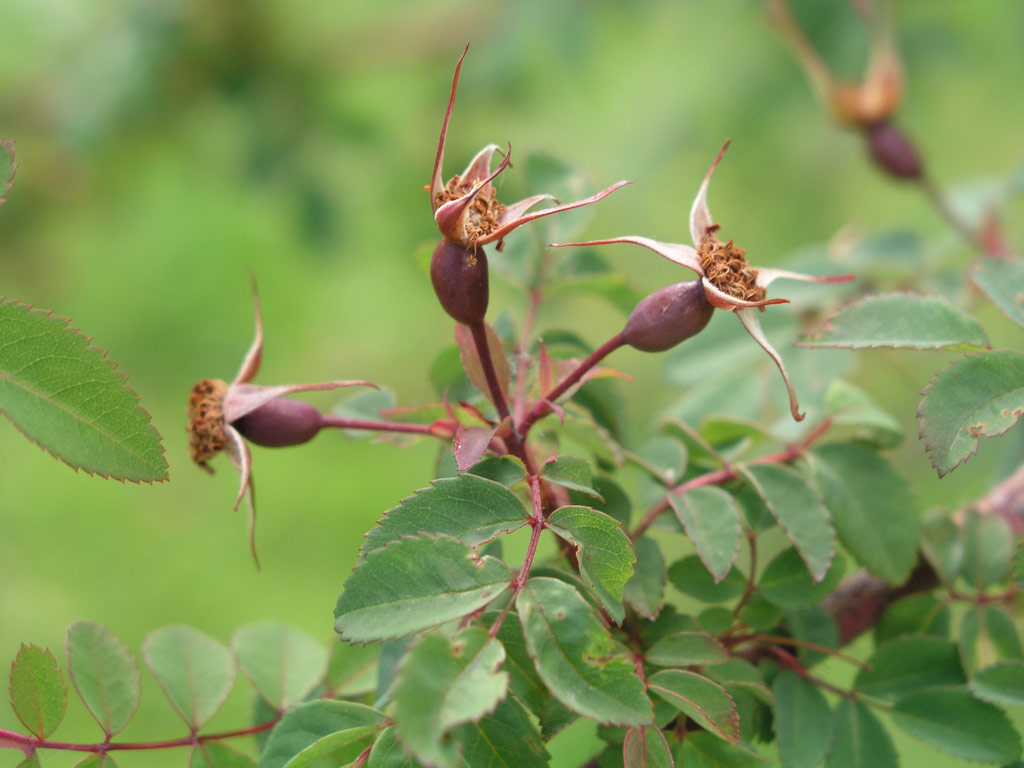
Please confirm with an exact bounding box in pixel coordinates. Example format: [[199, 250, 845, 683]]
[[0, 718, 279, 754], [630, 418, 834, 540], [489, 474, 546, 640], [518, 331, 628, 436], [319, 416, 436, 435], [469, 322, 512, 424]]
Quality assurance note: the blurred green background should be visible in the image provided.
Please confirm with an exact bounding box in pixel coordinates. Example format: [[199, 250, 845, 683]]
[[2, 1, 1023, 766]]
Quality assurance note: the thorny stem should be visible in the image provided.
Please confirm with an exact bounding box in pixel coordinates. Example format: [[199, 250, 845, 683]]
[[489, 474, 546, 640], [630, 418, 834, 540], [320, 416, 436, 435], [518, 331, 628, 437], [0, 719, 280, 755]]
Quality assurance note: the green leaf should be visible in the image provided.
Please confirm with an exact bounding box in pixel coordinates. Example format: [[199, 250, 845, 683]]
[[73, 756, 119, 767], [799, 293, 988, 350], [667, 486, 742, 583], [191, 742, 256, 768], [667, 555, 747, 604], [971, 660, 1024, 708], [823, 379, 902, 447], [623, 726, 674, 768], [826, 697, 898, 768], [918, 351, 1024, 477], [327, 638, 378, 697], [335, 535, 511, 643], [737, 594, 783, 632], [570, 475, 632, 528], [541, 455, 604, 499], [701, 659, 773, 706], [772, 670, 831, 768], [971, 256, 1024, 329], [466, 456, 526, 488], [257, 700, 387, 768], [393, 628, 507, 768], [15, 754, 42, 768], [758, 548, 845, 609], [807, 444, 918, 584], [623, 537, 666, 620], [66, 622, 140, 737], [960, 509, 1014, 589], [784, 606, 838, 668], [891, 686, 1021, 763], [516, 577, 652, 726], [960, 604, 1023, 676], [920, 511, 963, 585], [143, 626, 235, 729], [9, 644, 66, 738], [677, 731, 767, 767], [1, 140, 14, 205], [855, 636, 965, 700], [741, 465, 834, 582], [646, 632, 729, 668], [454, 322, 510, 404], [648, 670, 739, 742], [876, 594, 950, 645], [452, 695, 550, 768], [547, 505, 636, 624], [232, 623, 326, 710], [361, 474, 529, 557], [629, 436, 688, 486], [0, 300, 168, 481], [367, 727, 428, 768], [699, 417, 767, 450]]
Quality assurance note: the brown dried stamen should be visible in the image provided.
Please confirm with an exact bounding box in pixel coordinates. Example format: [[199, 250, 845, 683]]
[[187, 378, 228, 470], [697, 225, 766, 304], [434, 174, 506, 243]]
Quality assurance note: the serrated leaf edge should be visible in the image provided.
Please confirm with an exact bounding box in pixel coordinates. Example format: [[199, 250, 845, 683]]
[[8, 643, 68, 739], [797, 292, 990, 351], [0, 298, 169, 483], [647, 670, 740, 742], [65, 622, 141, 738], [917, 350, 1024, 477]]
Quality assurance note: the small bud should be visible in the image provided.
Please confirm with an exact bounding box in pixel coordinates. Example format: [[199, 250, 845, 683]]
[[233, 398, 323, 448], [430, 238, 489, 325], [866, 121, 922, 180], [623, 280, 714, 353]]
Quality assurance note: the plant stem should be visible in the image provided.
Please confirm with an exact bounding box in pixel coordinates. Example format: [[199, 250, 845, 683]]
[[630, 418, 833, 540], [489, 474, 546, 639], [320, 416, 435, 435], [918, 175, 1007, 256], [0, 718, 280, 754], [469, 322, 512, 424], [518, 331, 628, 437]]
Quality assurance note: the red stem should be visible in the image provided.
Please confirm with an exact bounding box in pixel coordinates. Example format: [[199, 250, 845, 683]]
[[518, 331, 627, 437], [630, 418, 833, 540], [320, 416, 435, 435], [469, 322, 512, 424], [0, 718, 279, 754], [489, 474, 546, 639]]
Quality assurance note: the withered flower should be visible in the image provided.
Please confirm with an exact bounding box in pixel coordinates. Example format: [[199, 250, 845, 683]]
[[555, 142, 853, 421], [427, 45, 629, 327], [187, 284, 373, 562]]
